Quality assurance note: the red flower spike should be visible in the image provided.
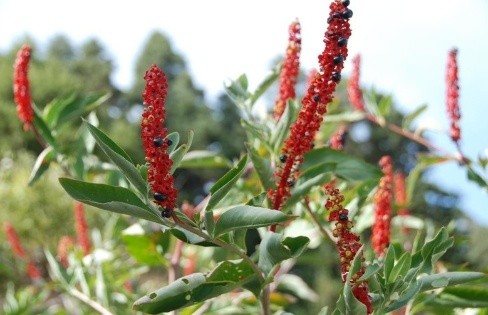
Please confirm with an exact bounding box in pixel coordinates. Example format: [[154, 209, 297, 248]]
[[13, 44, 34, 130], [394, 171, 409, 216], [330, 124, 348, 150], [347, 54, 366, 112], [274, 19, 302, 121], [57, 236, 75, 268], [446, 48, 461, 143], [141, 65, 178, 214], [324, 183, 372, 314], [3, 222, 42, 280], [74, 202, 91, 255], [372, 156, 393, 257], [3, 222, 27, 258], [270, 0, 353, 211]]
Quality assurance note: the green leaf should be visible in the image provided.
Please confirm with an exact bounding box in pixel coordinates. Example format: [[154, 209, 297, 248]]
[[322, 111, 366, 123], [258, 232, 309, 275], [436, 286, 488, 308], [402, 104, 428, 129], [246, 144, 275, 190], [384, 281, 422, 312], [388, 252, 412, 284], [59, 177, 162, 224], [206, 155, 248, 212], [378, 94, 392, 117], [133, 260, 255, 313], [121, 226, 168, 266], [419, 272, 486, 292], [358, 263, 381, 282], [166, 132, 180, 155], [179, 150, 232, 169], [250, 64, 280, 106], [467, 167, 488, 190], [33, 111, 58, 150], [84, 121, 148, 196], [284, 173, 332, 208], [302, 148, 382, 181], [28, 146, 55, 185], [270, 99, 298, 152], [224, 74, 251, 110], [213, 206, 291, 237], [170, 130, 194, 174], [170, 227, 215, 247]]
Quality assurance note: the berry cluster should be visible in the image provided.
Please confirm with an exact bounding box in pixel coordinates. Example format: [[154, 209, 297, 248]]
[[270, 0, 353, 211], [274, 20, 302, 120], [13, 44, 34, 130], [347, 54, 366, 112], [446, 48, 461, 143], [141, 65, 178, 217], [372, 156, 393, 256], [324, 182, 372, 314]]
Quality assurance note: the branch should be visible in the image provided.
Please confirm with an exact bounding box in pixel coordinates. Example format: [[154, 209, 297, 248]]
[[67, 287, 114, 315]]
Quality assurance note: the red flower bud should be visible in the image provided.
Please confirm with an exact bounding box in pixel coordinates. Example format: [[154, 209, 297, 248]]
[[446, 48, 461, 143], [347, 54, 366, 112], [372, 156, 393, 257], [13, 45, 34, 130]]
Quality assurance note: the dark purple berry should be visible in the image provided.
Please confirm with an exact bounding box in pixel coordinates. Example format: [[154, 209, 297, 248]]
[[341, 9, 353, 19], [280, 154, 287, 163], [287, 180, 295, 187], [333, 56, 344, 65], [331, 72, 341, 82], [338, 37, 348, 47], [161, 208, 172, 218], [313, 94, 320, 102], [342, 0, 350, 7], [339, 213, 348, 221], [153, 137, 164, 147], [154, 192, 167, 201], [166, 139, 173, 146]]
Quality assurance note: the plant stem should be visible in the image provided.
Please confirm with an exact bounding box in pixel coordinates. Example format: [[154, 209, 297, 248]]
[[261, 286, 270, 315], [68, 287, 114, 315], [168, 239, 184, 283], [175, 221, 265, 284]]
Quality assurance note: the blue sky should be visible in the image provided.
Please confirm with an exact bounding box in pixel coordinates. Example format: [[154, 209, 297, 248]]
[[1, 0, 488, 224]]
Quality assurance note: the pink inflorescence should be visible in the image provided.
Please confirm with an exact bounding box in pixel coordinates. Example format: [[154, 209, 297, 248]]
[[274, 19, 302, 121], [141, 64, 178, 218], [269, 0, 353, 212], [347, 54, 366, 112], [329, 124, 348, 150], [13, 44, 34, 130], [324, 182, 373, 314], [3, 222, 42, 280], [57, 236, 75, 268], [394, 171, 409, 217], [74, 202, 91, 255], [446, 48, 461, 143], [372, 156, 393, 257]]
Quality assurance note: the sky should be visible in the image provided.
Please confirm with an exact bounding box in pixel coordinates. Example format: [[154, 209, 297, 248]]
[[1, 0, 488, 225]]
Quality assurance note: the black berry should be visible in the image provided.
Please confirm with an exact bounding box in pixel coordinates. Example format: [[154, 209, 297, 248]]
[[161, 208, 172, 218], [339, 213, 348, 221], [313, 94, 320, 102], [153, 137, 164, 147], [342, 0, 350, 7], [341, 9, 353, 19], [280, 154, 287, 163], [166, 139, 173, 146], [154, 192, 167, 201], [287, 180, 295, 187], [338, 37, 348, 47], [333, 55, 344, 65], [331, 72, 341, 82]]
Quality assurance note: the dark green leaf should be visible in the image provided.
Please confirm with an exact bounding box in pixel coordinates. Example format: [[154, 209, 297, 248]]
[[213, 206, 291, 237], [33, 111, 58, 150], [258, 232, 309, 275], [419, 272, 486, 291], [247, 144, 275, 190], [28, 146, 55, 185], [402, 104, 428, 130], [169, 227, 215, 247], [250, 65, 280, 105], [59, 177, 162, 224], [388, 252, 412, 284], [206, 155, 248, 212], [133, 260, 255, 313], [84, 121, 147, 196], [179, 151, 232, 169], [467, 167, 488, 190]]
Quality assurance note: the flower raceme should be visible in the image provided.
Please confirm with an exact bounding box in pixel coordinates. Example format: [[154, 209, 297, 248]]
[[372, 156, 393, 257], [270, 0, 353, 212], [329, 124, 348, 150], [13, 44, 34, 130], [324, 183, 373, 314], [347, 54, 366, 112], [273, 19, 302, 121], [446, 48, 461, 143], [74, 201, 91, 255], [394, 171, 409, 217], [3, 222, 42, 280], [141, 64, 178, 218]]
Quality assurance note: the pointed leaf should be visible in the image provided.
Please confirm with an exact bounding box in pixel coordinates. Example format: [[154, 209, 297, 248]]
[[402, 104, 428, 130], [33, 111, 58, 150], [170, 227, 215, 247], [419, 272, 486, 292], [270, 99, 297, 152], [28, 146, 55, 185], [213, 206, 291, 237], [84, 121, 148, 196], [170, 130, 194, 173], [250, 65, 280, 105], [388, 252, 412, 283], [258, 232, 309, 275], [179, 150, 232, 169], [59, 177, 162, 224], [247, 144, 275, 190]]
